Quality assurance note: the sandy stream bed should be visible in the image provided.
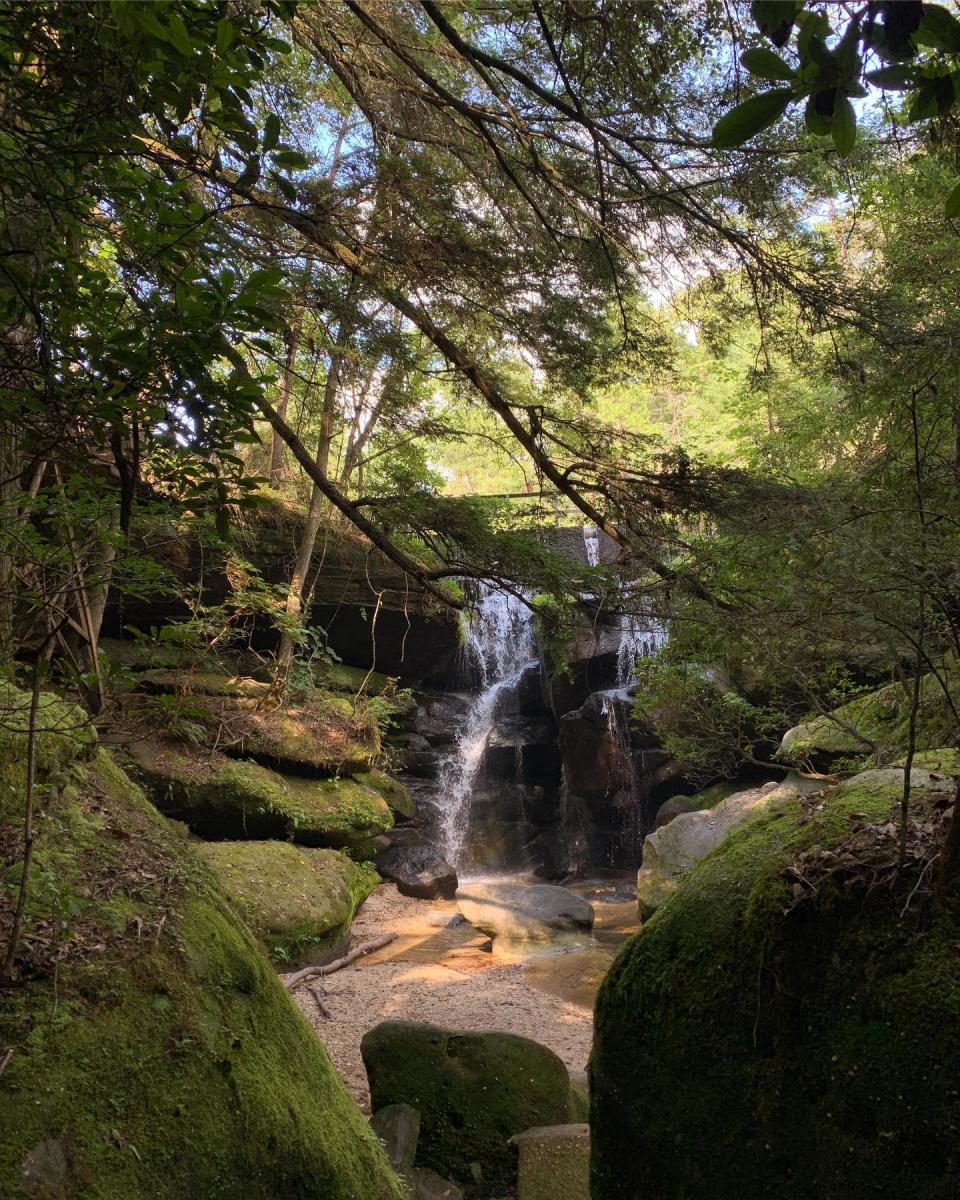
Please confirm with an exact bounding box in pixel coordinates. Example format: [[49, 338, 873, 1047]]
[[282, 881, 637, 1111]]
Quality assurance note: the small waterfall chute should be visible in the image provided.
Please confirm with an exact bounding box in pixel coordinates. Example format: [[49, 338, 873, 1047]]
[[583, 524, 600, 567]]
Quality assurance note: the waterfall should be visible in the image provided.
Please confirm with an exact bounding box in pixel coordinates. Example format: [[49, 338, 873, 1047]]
[[615, 612, 667, 688], [438, 585, 537, 867], [583, 524, 600, 567]]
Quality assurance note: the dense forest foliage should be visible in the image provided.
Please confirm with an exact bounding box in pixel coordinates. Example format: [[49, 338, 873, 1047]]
[[4, 0, 960, 956]]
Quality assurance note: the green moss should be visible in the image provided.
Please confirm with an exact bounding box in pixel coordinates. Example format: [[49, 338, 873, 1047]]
[[125, 741, 392, 847], [137, 669, 267, 697], [894, 746, 960, 773], [197, 841, 377, 964], [282, 774, 393, 845], [780, 669, 960, 765], [0, 749, 404, 1200], [99, 637, 226, 673], [592, 777, 960, 1200], [354, 770, 416, 820], [0, 682, 97, 820], [319, 663, 395, 696], [199, 691, 380, 775]]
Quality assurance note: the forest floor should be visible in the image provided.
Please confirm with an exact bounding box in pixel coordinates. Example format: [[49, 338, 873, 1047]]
[[285, 880, 638, 1110]]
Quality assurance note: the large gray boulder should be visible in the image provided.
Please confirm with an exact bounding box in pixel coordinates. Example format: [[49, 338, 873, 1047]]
[[636, 774, 826, 919], [361, 1021, 579, 1192], [455, 881, 594, 955]]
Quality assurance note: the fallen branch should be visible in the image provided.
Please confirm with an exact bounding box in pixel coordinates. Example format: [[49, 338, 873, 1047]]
[[307, 985, 332, 1019], [0, 1048, 13, 1077], [283, 932, 397, 992]]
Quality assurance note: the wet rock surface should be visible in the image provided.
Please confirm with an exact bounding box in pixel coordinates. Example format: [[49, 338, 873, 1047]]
[[456, 881, 594, 953]]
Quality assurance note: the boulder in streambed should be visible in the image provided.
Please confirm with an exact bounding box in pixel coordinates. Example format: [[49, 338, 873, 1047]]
[[510, 1124, 590, 1200], [375, 844, 458, 900], [197, 840, 377, 963], [455, 881, 594, 954], [361, 1021, 580, 1192]]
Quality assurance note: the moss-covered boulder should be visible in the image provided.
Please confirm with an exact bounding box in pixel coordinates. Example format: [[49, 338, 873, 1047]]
[[592, 771, 960, 1200], [361, 1021, 580, 1192], [124, 739, 392, 847], [0, 745, 404, 1199], [356, 769, 417, 821], [779, 669, 960, 768], [0, 682, 97, 819], [321, 663, 395, 695], [136, 668, 269, 697], [197, 840, 377, 963]]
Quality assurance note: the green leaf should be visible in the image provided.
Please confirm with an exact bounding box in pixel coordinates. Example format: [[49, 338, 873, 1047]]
[[916, 4, 960, 52], [711, 88, 794, 147], [263, 112, 281, 151], [216, 18, 235, 54], [245, 268, 284, 289], [908, 73, 957, 120], [235, 154, 261, 189], [805, 92, 833, 135], [864, 64, 915, 90], [946, 180, 960, 218], [796, 10, 832, 60], [740, 47, 795, 82], [751, 1, 803, 47], [271, 149, 309, 169], [274, 173, 297, 202], [165, 13, 196, 57], [831, 95, 857, 154]]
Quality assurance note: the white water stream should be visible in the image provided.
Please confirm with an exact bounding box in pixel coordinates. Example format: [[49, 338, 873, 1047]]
[[438, 586, 537, 867]]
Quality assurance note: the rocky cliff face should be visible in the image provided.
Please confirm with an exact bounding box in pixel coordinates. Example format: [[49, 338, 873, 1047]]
[[394, 605, 681, 877]]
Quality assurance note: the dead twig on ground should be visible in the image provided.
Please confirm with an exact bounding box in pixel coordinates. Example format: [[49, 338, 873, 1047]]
[[283, 932, 397, 992]]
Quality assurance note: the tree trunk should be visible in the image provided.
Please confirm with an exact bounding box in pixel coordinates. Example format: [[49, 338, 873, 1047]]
[[0, 650, 51, 985], [269, 310, 304, 486], [269, 319, 351, 701], [0, 421, 22, 677]]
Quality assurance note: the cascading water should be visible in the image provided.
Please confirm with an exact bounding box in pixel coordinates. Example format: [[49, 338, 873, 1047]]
[[438, 585, 537, 867], [615, 612, 667, 687], [583, 524, 600, 568]]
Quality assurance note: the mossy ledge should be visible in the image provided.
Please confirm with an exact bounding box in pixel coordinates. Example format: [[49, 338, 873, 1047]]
[[592, 775, 960, 1200], [124, 739, 393, 847], [0, 743, 403, 1199]]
